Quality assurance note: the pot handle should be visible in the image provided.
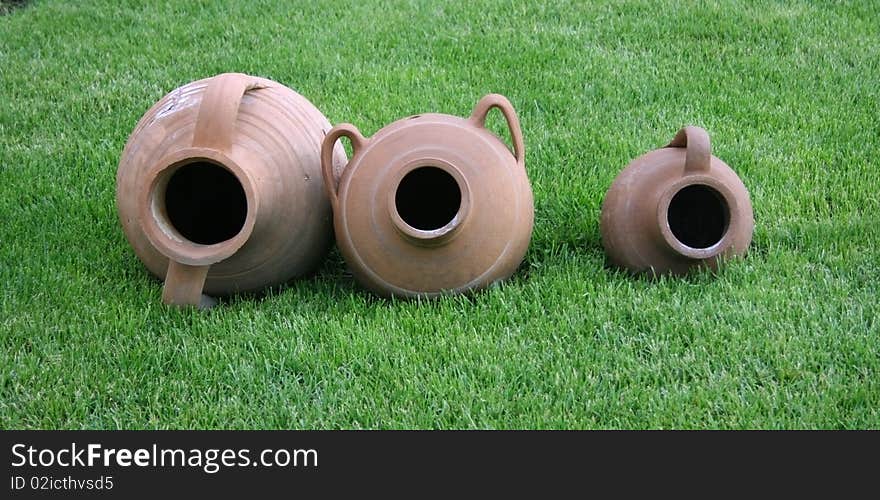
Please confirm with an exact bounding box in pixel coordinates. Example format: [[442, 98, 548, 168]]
[[191, 72, 265, 152], [162, 261, 216, 309], [470, 94, 525, 166], [160, 73, 262, 309], [665, 125, 711, 173], [321, 123, 367, 212]]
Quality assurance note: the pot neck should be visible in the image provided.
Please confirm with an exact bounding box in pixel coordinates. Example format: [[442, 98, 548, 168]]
[[654, 175, 738, 261], [139, 147, 264, 266], [392, 210, 470, 248], [387, 158, 472, 248]]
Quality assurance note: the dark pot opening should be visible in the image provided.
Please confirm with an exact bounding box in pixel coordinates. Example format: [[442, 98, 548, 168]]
[[667, 184, 729, 249], [164, 161, 247, 245], [395, 166, 462, 231]]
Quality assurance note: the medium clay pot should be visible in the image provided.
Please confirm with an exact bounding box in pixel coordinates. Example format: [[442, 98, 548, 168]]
[[600, 126, 753, 276], [117, 73, 347, 307], [321, 94, 534, 298]]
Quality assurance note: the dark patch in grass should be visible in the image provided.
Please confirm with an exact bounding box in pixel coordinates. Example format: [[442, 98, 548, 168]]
[[0, 0, 30, 16]]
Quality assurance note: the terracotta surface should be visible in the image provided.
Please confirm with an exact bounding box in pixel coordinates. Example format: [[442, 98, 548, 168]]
[[117, 73, 347, 307], [321, 94, 534, 297], [600, 126, 753, 276]]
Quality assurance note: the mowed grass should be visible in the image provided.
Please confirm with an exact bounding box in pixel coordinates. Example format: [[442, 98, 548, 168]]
[[1, 0, 878, 429]]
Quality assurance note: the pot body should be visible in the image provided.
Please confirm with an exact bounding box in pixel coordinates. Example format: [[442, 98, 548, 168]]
[[117, 73, 347, 306], [321, 94, 534, 297], [600, 126, 753, 276]]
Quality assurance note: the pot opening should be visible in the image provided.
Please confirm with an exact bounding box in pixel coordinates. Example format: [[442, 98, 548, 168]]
[[666, 184, 729, 249], [164, 161, 247, 245], [395, 166, 462, 231]]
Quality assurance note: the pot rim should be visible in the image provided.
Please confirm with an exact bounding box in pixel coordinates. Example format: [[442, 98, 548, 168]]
[[656, 174, 740, 260], [138, 147, 259, 266], [386, 157, 472, 247]]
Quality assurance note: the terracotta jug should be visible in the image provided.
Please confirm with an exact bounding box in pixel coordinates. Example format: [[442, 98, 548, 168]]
[[321, 94, 534, 298], [600, 126, 753, 276], [117, 73, 347, 307]]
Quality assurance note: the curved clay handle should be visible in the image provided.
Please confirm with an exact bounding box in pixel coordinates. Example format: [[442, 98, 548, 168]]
[[665, 125, 711, 173], [162, 262, 216, 309], [469, 94, 525, 166], [321, 123, 367, 212], [192, 72, 264, 152], [162, 73, 261, 308]]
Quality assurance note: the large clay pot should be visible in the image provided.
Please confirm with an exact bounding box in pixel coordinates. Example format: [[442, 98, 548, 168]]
[[600, 126, 753, 276], [321, 94, 534, 298], [117, 73, 347, 307]]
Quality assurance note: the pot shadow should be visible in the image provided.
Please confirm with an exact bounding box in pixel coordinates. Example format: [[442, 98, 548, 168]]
[[204, 249, 374, 308], [603, 258, 731, 286]]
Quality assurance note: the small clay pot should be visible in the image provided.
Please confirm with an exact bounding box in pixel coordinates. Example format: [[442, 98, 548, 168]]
[[117, 73, 347, 307], [321, 94, 534, 297], [600, 126, 753, 276]]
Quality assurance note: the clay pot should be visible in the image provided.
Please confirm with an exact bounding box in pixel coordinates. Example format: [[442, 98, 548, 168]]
[[321, 94, 534, 298], [600, 126, 753, 276], [117, 73, 347, 307]]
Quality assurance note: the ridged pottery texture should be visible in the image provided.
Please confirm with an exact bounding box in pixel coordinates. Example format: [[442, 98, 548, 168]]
[[321, 94, 534, 298], [117, 73, 347, 307], [600, 126, 753, 276]]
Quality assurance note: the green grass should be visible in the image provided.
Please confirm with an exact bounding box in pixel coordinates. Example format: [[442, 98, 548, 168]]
[[1, 0, 878, 429]]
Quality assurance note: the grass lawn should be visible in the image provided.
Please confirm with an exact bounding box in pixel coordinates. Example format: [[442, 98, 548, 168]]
[[1, 0, 878, 429]]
